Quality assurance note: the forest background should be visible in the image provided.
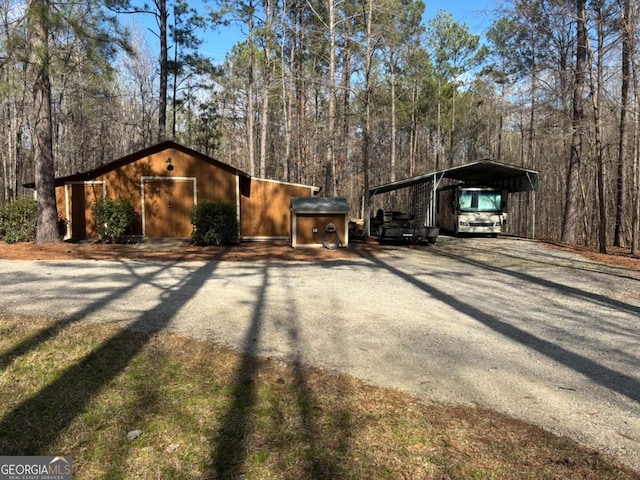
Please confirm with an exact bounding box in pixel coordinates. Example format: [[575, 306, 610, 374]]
[[1, 0, 639, 253]]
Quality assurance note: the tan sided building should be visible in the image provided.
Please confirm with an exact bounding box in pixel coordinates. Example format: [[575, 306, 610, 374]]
[[32, 141, 319, 241]]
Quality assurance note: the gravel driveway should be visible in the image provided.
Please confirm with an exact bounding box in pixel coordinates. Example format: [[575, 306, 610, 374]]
[[1, 236, 638, 469]]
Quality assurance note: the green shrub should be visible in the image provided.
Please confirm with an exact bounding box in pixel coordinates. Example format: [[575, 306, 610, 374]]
[[92, 198, 136, 243], [190, 200, 238, 245], [0, 196, 38, 244]]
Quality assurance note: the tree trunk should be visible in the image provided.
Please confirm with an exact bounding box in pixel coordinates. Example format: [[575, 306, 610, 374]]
[[632, 92, 639, 255], [247, 0, 256, 176], [615, 0, 631, 248], [587, 1, 606, 253], [409, 84, 418, 176], [171, 5, 178, 141], [292, 0, 304, 184], [632, 37, 639, 255], [30, 0, 59, 243], [259, 82, 269, 178], [450, 78, 456, 164], [259, 0, 273, 178], [436, 77, 442, 170], [362, 0, 373, 239], [326, 0, 337, 197], [390, 60, 397, 184], [497, 82, 504, 162], [158, 0, 168, 141], [527, 67, 536, 168], [340, 34, 352, 194], [281, 0, 293, 181], [561, 0, 587, 244]]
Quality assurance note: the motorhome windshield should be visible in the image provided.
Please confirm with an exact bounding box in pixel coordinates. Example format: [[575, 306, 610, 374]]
[[458, 190, 502, 212]]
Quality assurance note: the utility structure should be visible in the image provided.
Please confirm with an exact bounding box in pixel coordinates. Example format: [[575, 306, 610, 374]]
[[366, 161, 539, 242]]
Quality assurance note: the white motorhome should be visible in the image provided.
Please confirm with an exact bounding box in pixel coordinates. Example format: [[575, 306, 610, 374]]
[[436, 185, 506, 235], [367, 161, 537, 241]]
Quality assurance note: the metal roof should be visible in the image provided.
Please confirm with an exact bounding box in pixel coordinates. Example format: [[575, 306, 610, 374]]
[[368, 161, 538, 196], [291, 197, 349, 213]]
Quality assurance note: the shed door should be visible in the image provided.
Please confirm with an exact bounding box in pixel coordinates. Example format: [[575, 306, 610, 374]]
[[144, 179, 196, 237], [70, 183, 103, 238]]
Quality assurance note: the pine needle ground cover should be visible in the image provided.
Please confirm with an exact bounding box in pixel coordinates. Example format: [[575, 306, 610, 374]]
[[0, 314, 637, 480]]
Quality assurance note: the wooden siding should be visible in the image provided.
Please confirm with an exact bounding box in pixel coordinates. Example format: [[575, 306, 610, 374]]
[[143, 178, 196, 237], [70, 183, 103, 237], [56, 182, 104, 238], [50, 143, 320, 240], [241, 179, 316, 238], [293, 213, 347, 246], [55, 147, 239, 238], [55, 186, 67, 234]]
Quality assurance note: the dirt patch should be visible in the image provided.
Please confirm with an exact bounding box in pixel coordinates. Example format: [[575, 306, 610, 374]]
[[0, 239, 388, 262], [544, 241, 640, 271], [2, 237, 639, 270]]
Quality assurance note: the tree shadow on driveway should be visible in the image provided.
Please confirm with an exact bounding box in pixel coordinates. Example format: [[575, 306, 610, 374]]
[[0, 260, 182, 370], [432, 246, 640, 317], [207, 264, 268, 478], [0, 260, 219, 455], [207, 263, 352, 479], [364, 252, 640, 404]]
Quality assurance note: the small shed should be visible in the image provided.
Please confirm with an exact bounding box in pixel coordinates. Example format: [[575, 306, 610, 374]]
[[290, 197, 349, 248]]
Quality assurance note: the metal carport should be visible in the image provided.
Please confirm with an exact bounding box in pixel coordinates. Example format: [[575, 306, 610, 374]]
[[366, 161, 539, 240]]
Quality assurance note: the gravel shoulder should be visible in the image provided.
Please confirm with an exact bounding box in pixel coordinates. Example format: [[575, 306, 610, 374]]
[[0, 236, 639, 469]]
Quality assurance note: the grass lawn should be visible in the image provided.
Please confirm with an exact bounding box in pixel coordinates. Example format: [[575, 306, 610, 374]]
[[0, 313, 637, 480]]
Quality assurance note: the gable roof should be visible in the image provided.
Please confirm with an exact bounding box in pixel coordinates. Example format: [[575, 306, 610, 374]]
[[24, 140, 250, 188], [291, 197, 349, 213], [368, 160, 538, 196], [252, 176, 321, 193]]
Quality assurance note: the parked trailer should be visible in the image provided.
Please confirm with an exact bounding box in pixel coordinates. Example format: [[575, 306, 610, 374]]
[[436, 185, 506, 236], [375, 211, 439, 244]]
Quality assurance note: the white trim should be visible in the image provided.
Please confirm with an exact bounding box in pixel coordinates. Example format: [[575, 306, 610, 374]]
[[141, 176, 197, 237], [64, 184, 70, 239], [252, 176, 320, 192], [242, 236, 289, 242], [343, 215, 349, 247], [64, 180, 106, 240], [291, 212, 297, 247], [142, 176, 197, 182], [236, 176, 241, 240]]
